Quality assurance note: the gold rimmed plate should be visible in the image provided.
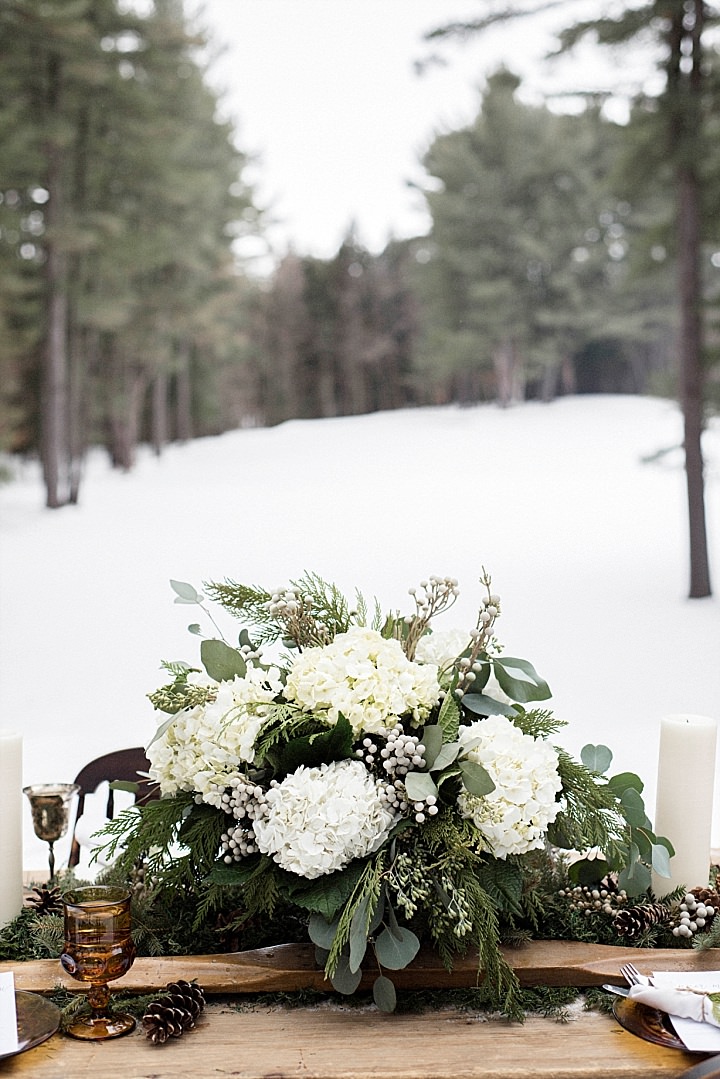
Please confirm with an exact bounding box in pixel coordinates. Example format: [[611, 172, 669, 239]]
[[0, 991, 61, 1061], [613, 996, 709, 1055]]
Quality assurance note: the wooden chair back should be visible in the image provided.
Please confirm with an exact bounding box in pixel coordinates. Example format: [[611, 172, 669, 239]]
[[68, 746, 156, 868]]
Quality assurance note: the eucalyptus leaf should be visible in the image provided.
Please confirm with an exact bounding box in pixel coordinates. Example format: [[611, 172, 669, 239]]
[[437, 691, 460, 741], [651, 843, 672, 878], [170, 579, 203, 604], [147, 712, 177, 749], [459, 760, 496, 796], [619, 857, 651, 897], [330, 953, 363, 995], [620, 787, 651, 829], [420, 725, 444, 769], [188, 623, 203, 636], [349, 895, 370, 973], [631, 827, 652, 859], [606, 771, 644, 795], [431, 741, 460, 772], [461, 693, 516, 717], [373, 975, 397, 1013], [308, 912, 340, 950], [580, 744, 614, 774], [314, 945, 330, 966], [403, 770, 438, 802], [368, 887, 386, 934], [373, 926, 420, 970], [492, 657, 551, 703], [200, 638, 246, 682]]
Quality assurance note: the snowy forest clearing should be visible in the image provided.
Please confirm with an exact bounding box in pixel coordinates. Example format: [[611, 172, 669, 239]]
[[1, 394, 718, 872]]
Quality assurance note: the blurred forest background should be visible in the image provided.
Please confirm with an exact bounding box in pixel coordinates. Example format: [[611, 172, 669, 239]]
[[1, 0, 719, 595]]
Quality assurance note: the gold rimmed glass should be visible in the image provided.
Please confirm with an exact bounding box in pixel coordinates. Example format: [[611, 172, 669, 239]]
[[60, 885, 136, 1040]]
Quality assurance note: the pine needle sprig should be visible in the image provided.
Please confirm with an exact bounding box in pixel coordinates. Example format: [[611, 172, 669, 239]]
[[291, 572, 357, 637], [511, 708, 567, 740], [693, 912, 720, 951], [94, 793, 202, 889], [204, 580, 273, 621], [550, 749, 627, 855]]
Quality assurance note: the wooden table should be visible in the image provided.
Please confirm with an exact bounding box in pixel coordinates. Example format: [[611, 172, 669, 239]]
[[0, 998, 708, 1079], [3, 942, 719, 1078]]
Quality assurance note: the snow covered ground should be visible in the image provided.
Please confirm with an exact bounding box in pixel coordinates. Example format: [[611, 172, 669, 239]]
[[1, 394, 718, 873]]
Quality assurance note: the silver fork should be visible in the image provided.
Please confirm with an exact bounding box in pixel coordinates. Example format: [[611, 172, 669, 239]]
[[620, 962, 653, 987]]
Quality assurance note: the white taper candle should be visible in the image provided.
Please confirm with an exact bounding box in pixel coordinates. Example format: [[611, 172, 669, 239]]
[[653, 714, 718, 894], [0, 731, 23, 927]]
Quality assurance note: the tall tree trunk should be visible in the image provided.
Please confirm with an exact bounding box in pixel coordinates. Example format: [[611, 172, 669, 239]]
[[151, 368, 169, 455], [41, 55, 69, 509], [677, 165, 711, 597], [175, 342, 193, 442], [670, 0, 711, 597]]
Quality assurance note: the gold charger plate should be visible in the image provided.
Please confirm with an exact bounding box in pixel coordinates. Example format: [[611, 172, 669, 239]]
[[613, 996, 710, 1055], [0, 991, 61, 1061]]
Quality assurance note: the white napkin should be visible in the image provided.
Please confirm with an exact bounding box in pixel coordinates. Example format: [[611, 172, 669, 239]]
[[628, 972, 720, 1053], [628, 985, 720, 1027], [0, 972, 19, 1056]]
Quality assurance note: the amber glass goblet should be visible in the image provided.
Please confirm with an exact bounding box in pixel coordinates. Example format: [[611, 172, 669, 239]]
[[60, 886, 136, 1039]]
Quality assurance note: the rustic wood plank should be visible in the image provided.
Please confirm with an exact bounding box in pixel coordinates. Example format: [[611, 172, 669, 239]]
[[0, 1001, 700, 1079], [2, 940, 718, 994]]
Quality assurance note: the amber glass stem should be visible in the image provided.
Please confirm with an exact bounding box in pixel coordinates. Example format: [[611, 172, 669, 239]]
[[87, 983, 111, 1019]]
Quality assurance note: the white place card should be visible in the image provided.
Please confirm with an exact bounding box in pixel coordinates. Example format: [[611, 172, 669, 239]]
[[0, 971, 19, 1055], [653, 970, 720, 1053]]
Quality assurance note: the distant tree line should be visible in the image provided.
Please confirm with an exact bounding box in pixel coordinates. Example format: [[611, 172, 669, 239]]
[[0, 0, 258, 504], [1, 1, 719, 577]]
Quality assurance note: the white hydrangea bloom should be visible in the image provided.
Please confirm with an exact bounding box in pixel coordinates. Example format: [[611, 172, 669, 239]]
[[284, 626, 440, 735], [414, 628, 470, 670], [457, 715, 562, 858], [252, 759, 396, 878], [147, 665, 283, 797]]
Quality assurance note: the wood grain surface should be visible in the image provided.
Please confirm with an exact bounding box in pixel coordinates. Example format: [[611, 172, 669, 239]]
[[0, 1000, 705, 1079], [2, 939, 718, 994]]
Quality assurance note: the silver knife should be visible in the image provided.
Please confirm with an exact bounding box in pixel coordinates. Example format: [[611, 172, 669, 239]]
[[602, 984, 630, 998]]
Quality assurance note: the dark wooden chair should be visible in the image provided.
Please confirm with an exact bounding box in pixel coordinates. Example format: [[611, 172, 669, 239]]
[[68, 746, 157, 868]]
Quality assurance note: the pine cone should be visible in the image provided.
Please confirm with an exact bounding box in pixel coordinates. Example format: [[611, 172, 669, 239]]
[[142, 980, 205, 1044], [613, 901, 670, 939], [24, 884, 63, 914]]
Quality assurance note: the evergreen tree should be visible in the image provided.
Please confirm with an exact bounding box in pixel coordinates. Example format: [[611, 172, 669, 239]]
[[427, 0, 717, 596]]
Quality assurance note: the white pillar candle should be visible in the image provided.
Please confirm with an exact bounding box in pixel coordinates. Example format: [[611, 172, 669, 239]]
[[653, 714, 718, 894], [0, 731, 23, 927]]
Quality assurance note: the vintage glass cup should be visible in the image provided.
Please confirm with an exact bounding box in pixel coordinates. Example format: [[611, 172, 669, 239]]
[[23, 783, 79, 881], [60, 886, 136, 1039]]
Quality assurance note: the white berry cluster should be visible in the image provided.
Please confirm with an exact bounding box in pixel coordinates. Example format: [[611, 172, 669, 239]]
[[266, 586, 302, 619], [200, 774, 269, 864], [411, 794, 439, 824], [407, 576, 460, 617], [355, 725, 426, 778], [557, 883, 629, 916], [220, 823, 259, 862], [672, 892, 716, 938], [378, 779, 409, 813]]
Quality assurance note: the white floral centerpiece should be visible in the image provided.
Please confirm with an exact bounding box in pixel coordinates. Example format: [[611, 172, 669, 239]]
[[102, 571, 670, 1015]]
